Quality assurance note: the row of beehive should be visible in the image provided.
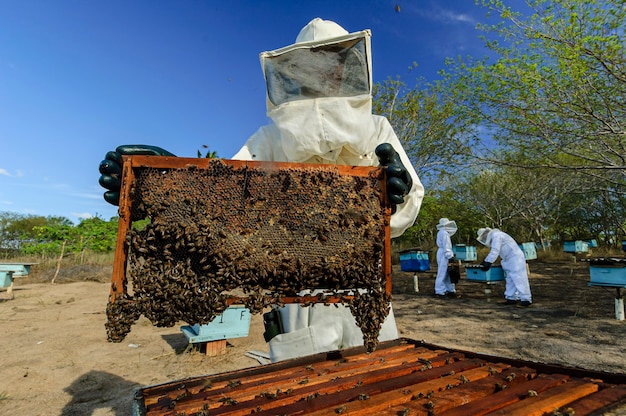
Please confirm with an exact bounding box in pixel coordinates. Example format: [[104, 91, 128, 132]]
[[561, 239, 626, 253], [400, 248, 626, 286], [402, 239, 623, 260], [400, 243, 536, 266], [399, 248, 507, 282]]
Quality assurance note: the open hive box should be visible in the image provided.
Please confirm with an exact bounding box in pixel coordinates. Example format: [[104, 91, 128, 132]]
[[107, 156, 392, 350], [133, 338, 626, 416]]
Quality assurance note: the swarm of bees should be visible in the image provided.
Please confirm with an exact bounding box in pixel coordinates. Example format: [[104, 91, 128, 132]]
[[106, 159, 390, 352]]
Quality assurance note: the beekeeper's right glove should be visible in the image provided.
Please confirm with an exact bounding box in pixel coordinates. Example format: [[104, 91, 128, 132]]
[[98, 145, 176, 206], [375, 143, 413, 214], [480, 261, 492, 271]]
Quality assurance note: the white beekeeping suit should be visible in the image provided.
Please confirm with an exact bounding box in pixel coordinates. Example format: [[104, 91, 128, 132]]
[[477, 228, 532, 305], [233, 18, 424, 362], [434, 218, 457, 296]]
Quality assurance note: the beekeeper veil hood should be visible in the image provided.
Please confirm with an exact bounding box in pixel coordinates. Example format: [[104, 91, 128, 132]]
[[436, 218, 457, 236], [477, 228, 495, 247], [259, 18, 377, 162], [295, 18, 349, 43]]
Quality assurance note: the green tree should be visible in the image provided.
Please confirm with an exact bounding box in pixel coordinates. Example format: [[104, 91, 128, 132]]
[[549, 186, 626, 246], [197, 145, 219, 159], [373, 76, 475, 186], [22, 222, 73, 258], [450, 161, 590, 247], [394, 190, 485, 250], [442, 0, 626, 191], [381, 0, 626, 250], [0, 212, 72, 251], [74, 216, 118, 257], [16, 215, 119, 259]]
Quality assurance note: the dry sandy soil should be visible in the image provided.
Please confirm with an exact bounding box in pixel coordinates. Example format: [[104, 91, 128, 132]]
[[1, 260, 625, 415]]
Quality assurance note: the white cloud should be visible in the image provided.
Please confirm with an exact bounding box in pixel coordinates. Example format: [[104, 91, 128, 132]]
[[433, 8, 475, 25], [73, 212, 94, 220], [1, 200, 14, 205], [410, 5, 477, 26], [0, 168, 10, 176]]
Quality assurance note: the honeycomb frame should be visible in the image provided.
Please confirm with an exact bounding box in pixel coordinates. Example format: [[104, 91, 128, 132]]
[[107, 156, 392, 344]]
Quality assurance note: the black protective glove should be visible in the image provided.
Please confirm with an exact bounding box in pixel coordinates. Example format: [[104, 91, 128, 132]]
[[480, 260, 492, 272], [375, 143, 413, 214], [98, 145, 176, 206]]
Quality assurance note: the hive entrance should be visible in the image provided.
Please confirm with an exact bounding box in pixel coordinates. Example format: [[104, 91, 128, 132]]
[[107, 156, 392, 351]]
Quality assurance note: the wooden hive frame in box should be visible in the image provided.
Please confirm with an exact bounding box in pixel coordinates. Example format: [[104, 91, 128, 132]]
[[133, 338, 626, 416], [107, 155, 392, 344]]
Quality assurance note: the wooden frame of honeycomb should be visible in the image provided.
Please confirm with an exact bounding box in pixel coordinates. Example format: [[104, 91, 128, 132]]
[[106, 156, 392, 344]]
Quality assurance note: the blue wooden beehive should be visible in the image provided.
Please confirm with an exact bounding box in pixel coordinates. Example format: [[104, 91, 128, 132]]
[[452, 244, 477, 261], [0, 263, 35, 288], [588, 259, 626, 287], [584, 239, 598, 248], [564, 240, 589, 253], [518, 242, 537, 260], [399, 250, 430, 272], [0, 272, 12, 288], [181, 306, 251, 343], [590, 266, 626, 286], [465, 265, 505, 282]]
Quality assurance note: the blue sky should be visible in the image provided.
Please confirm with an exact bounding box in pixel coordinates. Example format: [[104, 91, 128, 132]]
[[1, 0, 507, 224]]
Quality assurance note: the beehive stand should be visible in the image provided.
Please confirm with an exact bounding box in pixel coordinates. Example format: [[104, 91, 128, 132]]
[[107, 156, 392, 347]]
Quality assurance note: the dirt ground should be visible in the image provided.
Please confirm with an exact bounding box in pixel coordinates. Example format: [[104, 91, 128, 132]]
[[1, 260, 625, 415]]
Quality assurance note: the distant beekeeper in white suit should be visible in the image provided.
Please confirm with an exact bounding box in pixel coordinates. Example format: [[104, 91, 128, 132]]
[[98, 17, 424, 362], [434, 218, 458, 298], [232, 18, 423, 362], [477, 228, 532, 307]]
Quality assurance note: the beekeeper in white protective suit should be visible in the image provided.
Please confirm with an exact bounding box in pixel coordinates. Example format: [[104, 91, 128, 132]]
[[232, 18, 424, 362], [98, 18, 424, 363], [477, 228, 532, 307], [434, 218, 458, 297]]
